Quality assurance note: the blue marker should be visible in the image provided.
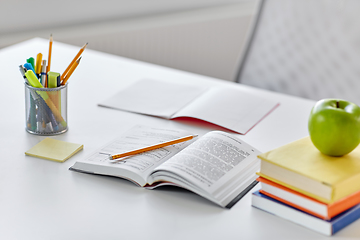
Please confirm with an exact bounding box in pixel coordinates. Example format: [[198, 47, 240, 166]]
[[24, 63, 37, 78]]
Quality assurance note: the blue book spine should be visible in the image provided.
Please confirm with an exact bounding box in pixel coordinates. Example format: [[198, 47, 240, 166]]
[[332, 202, 360, 234], [252, 191, 360, 235]]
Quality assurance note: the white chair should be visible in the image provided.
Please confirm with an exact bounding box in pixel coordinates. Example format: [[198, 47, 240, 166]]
[[235, 0, 360, 105]]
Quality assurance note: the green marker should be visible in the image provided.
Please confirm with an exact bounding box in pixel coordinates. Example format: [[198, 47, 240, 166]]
[[27, 57, 35, 69]]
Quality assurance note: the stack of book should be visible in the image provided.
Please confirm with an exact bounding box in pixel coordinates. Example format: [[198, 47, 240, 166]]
[[252, 137, 360, 236]]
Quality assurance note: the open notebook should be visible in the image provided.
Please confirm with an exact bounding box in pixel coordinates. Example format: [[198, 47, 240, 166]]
[[98, 79, 279, 134]]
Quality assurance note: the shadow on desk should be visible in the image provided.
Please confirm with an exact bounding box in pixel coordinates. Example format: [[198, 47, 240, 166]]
[[150, 185, 224, 209], [71, 167, 222, 209]]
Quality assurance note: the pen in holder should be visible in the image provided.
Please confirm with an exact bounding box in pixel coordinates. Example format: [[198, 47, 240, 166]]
[[24, 82, 68, 135]]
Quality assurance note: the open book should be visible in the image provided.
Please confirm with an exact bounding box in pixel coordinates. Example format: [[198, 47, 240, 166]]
[[98, 79, 279, 134], [70, 125, 261, 208]]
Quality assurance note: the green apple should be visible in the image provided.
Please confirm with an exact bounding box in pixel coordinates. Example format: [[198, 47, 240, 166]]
[[308, 99, 360, 156]]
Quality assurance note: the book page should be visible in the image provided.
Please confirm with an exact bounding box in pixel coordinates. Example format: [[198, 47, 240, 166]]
[[172, 87, 279, 134], [98, 79, 208, 119], [70, 125, 195, 186], [151, 131, 261, 196]]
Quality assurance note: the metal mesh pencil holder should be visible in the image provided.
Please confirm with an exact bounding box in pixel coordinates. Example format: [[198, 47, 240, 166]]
[[24, 83, 68, 135]]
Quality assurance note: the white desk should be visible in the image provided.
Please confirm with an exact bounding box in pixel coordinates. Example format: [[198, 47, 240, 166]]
[[1, 38, 358, 239]]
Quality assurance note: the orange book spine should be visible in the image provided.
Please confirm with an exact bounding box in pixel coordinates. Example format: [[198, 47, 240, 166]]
[[328, 190, 360, 217]]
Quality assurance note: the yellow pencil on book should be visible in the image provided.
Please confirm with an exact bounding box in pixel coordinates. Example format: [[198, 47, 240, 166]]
[[109, 134, 198, 161]]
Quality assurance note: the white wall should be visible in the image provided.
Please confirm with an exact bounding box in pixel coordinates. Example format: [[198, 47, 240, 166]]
[[1, 0, 258, 81]]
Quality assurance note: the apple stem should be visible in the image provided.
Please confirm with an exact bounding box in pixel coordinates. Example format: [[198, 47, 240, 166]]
[[336, 101, 340, 108]]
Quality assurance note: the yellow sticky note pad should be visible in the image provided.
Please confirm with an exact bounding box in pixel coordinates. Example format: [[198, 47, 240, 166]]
[[25, 138, 83, 162]]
